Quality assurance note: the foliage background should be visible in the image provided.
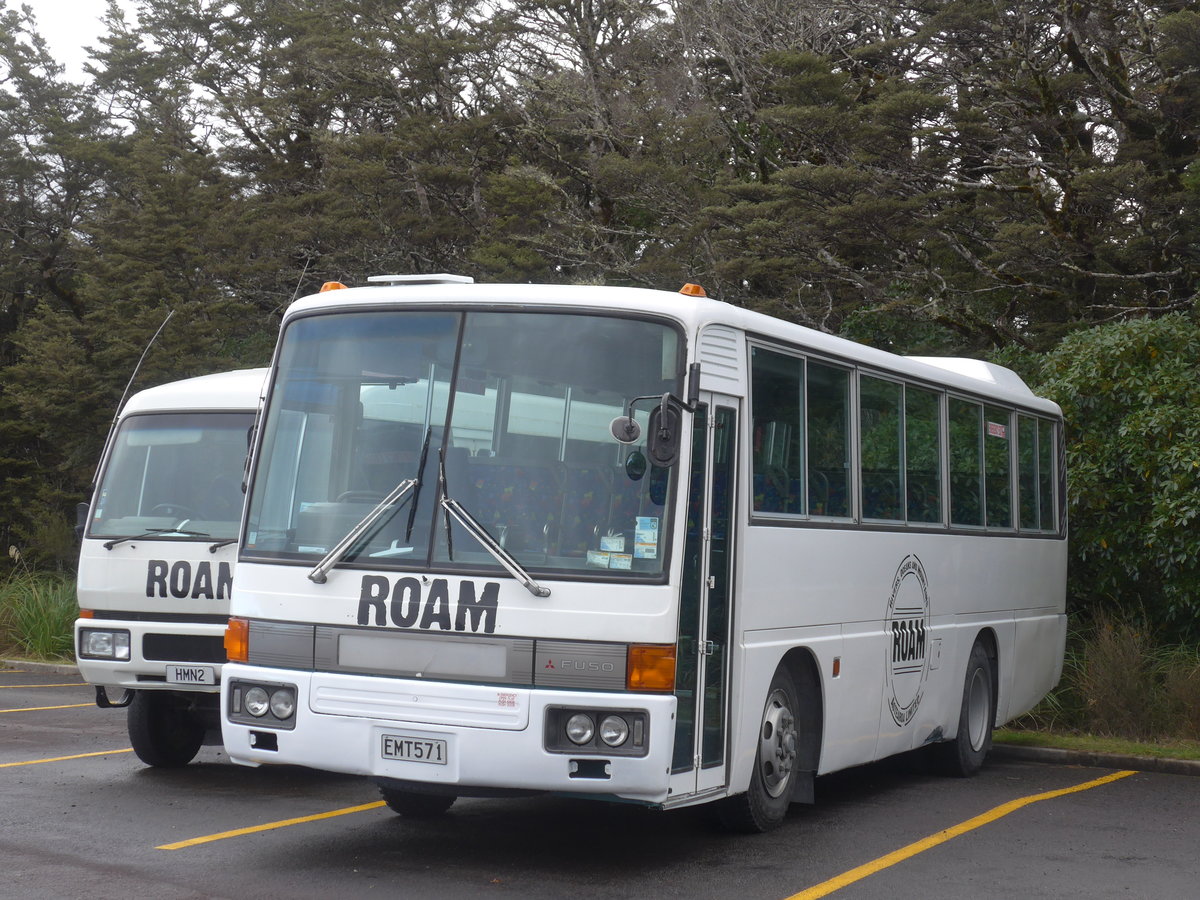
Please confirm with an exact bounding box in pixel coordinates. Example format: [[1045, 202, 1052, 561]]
[[2, 0, 1200, 640]]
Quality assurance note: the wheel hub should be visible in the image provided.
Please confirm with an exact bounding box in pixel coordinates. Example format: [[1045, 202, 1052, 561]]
[[759, 688, 798, 798]]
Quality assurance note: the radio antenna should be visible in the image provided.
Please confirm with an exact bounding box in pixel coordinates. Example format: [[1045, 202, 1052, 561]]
[[114, 309, 175, 418], [91, 308, 175, 482]]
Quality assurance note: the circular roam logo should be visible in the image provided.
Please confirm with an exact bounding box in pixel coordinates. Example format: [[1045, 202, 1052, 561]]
[[885, 554, 931, 727]]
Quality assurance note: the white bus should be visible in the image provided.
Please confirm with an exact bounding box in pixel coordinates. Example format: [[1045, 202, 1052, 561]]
[[76, 369, 266, 767], [221, 276, 1065, 831]]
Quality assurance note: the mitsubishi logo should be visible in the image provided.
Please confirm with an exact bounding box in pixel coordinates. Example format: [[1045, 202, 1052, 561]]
[[544, 659, 555, 669]]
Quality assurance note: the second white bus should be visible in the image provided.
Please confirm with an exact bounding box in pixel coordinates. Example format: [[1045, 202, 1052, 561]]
[[76, 369, 265, 766], [221, 277, 1065, 831]]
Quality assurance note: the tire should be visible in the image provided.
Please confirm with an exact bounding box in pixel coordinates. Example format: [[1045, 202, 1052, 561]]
[[127, 691, 205, 768], [933, 640, 995, 777], [718, 666, 799, 833], [379, 787, 456, 819]]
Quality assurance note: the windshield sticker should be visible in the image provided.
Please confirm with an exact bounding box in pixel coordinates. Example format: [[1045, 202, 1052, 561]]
[[609, 553, 632, 570], [146, 560, 233, 600], [600, 533, 625, 552], [587, 550, 610, 568], [358, 575, 499, 634], [634, 516, 659, 559]]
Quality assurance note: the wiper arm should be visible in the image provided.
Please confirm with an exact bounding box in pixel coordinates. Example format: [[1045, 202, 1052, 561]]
[[103, 526, 210, 550], [307, 478, 417, 584], [437, 448, 550, 598], [441, 497, 551, 597], [208, 538, 237, 553]]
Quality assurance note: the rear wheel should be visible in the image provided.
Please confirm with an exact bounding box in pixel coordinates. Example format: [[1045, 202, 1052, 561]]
[[127, 691, 205, 768], [933, 640, 995, 777], [718, 666, 798, 833], [379, 787, 456, 819]]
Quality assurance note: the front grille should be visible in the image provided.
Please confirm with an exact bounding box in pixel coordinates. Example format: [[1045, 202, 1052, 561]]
[[142, 633, 225, 663]]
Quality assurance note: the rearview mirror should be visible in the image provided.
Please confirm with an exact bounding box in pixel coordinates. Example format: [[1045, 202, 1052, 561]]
[[647, 402, 681, 468]]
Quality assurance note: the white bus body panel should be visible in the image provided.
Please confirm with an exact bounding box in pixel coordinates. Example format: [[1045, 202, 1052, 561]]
[[727, 527, 1066, 792], [229, 561, 678, 644]]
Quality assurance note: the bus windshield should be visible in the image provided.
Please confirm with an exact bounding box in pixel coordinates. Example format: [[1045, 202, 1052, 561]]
[[245, 309, 682, 580], [89, 412, 253, 540]]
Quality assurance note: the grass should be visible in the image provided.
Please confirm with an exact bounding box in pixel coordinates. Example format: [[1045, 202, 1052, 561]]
[[995, 728, 1200, 763], [0, 569, 77, 660]]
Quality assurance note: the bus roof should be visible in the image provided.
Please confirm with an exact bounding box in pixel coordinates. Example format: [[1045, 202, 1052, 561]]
[[120, 368, 267, 417], [288, 281, 1057, 415]]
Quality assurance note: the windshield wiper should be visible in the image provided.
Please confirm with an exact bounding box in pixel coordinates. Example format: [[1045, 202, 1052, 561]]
[[307, 478, 418, 584], [438, 448, 550, 598], [406, 427, 433, 541], [103, 526, 210, 550], [208, 538, 237, 553]]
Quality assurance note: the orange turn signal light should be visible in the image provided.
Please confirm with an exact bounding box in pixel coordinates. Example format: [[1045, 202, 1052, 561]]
[[627, 643, 676, 692], [224, 617, 249, 663], [319, 281, 348, 292], [78, 608, 94, 619], [679, 282, 707, 297]]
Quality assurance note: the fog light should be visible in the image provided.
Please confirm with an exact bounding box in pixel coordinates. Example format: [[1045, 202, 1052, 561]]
[[599, 715, 629, 747], [244, 686, 270, 717], [80, 629, 131, 661], [269, 688, 296, 720], [565, 713, 594, 745]]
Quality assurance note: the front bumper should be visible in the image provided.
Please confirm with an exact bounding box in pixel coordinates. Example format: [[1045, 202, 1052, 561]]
[[74, 618, 226, 693], [221, 664, 677, 804]]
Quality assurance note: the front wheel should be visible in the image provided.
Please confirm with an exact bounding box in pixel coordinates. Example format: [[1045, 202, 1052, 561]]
[[933, 640, 995, 777], [718, 666, 799, 833], [127, 691, 205, 768], [379, 787, 456, 819]]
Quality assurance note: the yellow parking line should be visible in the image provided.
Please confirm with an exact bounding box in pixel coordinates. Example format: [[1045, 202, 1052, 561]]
[[0, 749, 134, 768], [0, 683, 85, 689], [0, 703, 92, 713], [158, 800, 388, 850], [787, 769, 1137, 900]]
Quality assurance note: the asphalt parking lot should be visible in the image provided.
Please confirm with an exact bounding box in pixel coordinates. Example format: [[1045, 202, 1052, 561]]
[[3, 662, 1197, 900]]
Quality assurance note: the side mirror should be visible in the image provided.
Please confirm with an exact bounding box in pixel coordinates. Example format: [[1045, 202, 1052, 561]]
[[647, 400, 681, 468], [74, 501, 90, 542], [624, 450, 647, 481], [610, 416, 642, 444]]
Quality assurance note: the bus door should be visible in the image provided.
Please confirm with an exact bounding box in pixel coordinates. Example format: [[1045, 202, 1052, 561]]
[[672, 399, 738, 797]]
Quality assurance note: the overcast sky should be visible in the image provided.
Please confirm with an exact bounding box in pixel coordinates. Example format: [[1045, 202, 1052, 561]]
[[17, 0, 131, 81]]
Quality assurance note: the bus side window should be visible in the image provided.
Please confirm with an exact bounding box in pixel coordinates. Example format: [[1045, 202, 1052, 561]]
[[949, 398, 983, 527], [1018, 415, 1057, 532], [860, 375, 903, 522], [905, 386, 943, 524], [985, 406, 1013, 529], [750, 348, 804, 515], [1038, 418, 1057, 531], [807, 362, 851, 518]]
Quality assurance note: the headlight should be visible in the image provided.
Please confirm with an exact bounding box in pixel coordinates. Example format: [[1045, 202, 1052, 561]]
[[599, 715, 629, 747], [565, 713, 595, 744], [80, 629, 131, 661], [244, 686, 270, 717], [269, 688, 296, 720]]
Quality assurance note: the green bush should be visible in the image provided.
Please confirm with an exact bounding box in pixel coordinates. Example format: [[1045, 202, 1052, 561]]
[[1035, 313, 1200, 641], [0, 569, 76, 660], [1016, 614, 1200, 741]]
